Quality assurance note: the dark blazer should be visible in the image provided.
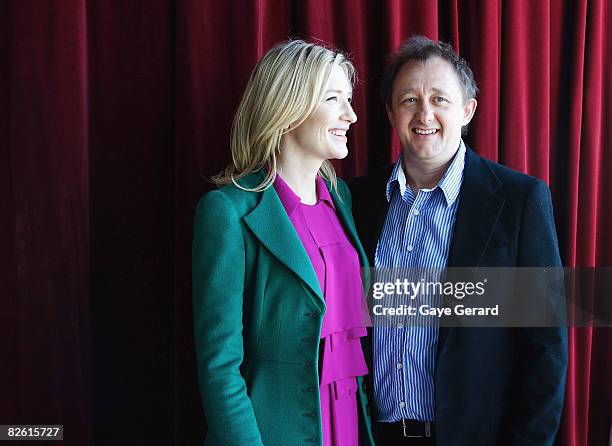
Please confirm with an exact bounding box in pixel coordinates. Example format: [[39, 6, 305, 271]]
[[193, 172, 375, 446], [350, 147, 568, 446]]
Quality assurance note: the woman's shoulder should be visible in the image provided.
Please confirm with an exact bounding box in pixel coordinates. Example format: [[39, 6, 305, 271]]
[[195, 172, 266, 218]]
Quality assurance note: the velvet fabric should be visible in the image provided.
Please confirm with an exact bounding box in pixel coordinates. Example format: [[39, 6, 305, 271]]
[[1, 1, 610, 444]]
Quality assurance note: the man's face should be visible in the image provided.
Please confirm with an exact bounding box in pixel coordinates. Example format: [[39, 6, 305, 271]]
[[387, 56, 477, 167]]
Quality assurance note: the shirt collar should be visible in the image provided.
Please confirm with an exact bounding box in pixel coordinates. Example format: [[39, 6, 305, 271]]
[[437, 140, 465, 206], [385, 139, 466, 207], [274, 173, 334, 217], [385, 157, 405, 202]]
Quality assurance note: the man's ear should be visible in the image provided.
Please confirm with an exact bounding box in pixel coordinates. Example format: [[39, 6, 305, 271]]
[[386, 103, 395, 128], [462, 98, 477, 126]]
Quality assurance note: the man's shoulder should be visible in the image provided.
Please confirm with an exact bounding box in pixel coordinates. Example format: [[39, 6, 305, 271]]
[[350, 163, 395, 193], [467, 148, 546, 195]]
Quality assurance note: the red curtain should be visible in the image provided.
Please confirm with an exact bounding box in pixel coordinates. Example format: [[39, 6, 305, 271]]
[[2, 1, 610, 445], [1, 0, 91, 443]]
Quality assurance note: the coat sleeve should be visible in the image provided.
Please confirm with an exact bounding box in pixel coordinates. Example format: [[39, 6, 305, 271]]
[[192, 190, 263, 445], [504, 180, 568, 446]]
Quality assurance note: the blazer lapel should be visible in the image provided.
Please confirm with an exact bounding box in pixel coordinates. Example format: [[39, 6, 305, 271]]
[[243, 185, 325, 312], [439, 148, 505, 350], [447, 148, 505, 268]]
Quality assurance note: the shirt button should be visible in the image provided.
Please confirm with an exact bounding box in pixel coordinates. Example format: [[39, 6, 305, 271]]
[[397, 323, 403, 329], [413, 209, 420, 216], [396, 363, 403, 370], [399, 401, 406, 408], [407, 245, 414, 252]]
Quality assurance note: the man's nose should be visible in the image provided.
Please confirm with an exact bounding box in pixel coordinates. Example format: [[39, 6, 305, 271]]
[[416, 102, 434, 123]]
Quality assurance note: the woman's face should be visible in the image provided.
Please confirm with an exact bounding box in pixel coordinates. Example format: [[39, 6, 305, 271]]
[[283, 64, 357, 162]]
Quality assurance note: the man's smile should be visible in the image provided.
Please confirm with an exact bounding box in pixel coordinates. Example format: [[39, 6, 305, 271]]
[[413, 128, 439, 135]]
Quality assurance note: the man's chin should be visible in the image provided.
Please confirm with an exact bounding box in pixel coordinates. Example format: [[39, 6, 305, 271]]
[[403, 146, 441, 161], [403, 144, 459, 165]]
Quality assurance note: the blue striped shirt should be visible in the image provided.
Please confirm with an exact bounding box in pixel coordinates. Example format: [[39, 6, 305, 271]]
[[373, 141, 466, 422]]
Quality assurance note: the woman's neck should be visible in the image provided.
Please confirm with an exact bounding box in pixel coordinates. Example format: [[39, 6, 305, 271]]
[[277, 152, 321, 204]]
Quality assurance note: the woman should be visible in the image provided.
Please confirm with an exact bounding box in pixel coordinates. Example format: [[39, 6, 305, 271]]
[[193, 40, 374, 446]]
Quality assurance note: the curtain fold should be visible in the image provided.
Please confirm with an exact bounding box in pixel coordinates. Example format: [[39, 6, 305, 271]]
[[1, 0, 90, 443], [86, 1, 175, 444], [2, 1, 610, 445]]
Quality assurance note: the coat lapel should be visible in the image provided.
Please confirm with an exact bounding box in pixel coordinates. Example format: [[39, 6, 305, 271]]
[[242, 175, 372, 313], [243, 182, 325, 312], [438, 148, 505, 350], [447, 148, 505, 268]]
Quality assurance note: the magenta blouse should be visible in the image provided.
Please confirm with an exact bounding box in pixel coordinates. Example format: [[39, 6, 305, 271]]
[[274, 174, 370, 446]]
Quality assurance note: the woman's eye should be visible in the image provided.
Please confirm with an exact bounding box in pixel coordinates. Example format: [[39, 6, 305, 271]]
[[326, 96, 338, 102]]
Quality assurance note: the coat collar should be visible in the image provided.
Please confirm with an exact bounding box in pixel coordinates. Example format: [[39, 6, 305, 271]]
[[241, 171, 365, 313]]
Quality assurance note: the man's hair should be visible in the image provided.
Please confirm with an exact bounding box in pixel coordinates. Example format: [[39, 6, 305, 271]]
[[381, 35, 479, 105], [213, 39, 355, 192]]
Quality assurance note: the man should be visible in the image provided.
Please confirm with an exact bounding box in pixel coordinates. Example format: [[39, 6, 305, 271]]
[[351, 36, 567, 446]]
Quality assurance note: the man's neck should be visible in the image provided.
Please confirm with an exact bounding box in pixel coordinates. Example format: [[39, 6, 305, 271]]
[[402, 146, 459, 193]]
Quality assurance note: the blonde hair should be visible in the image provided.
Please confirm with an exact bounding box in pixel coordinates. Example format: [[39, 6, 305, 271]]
[[212, 40, 356, 192]]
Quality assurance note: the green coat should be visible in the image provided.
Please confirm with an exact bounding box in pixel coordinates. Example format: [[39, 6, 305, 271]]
[[193, 172, 375, 446]]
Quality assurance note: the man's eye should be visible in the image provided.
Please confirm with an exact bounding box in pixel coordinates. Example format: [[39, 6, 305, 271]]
[[401, 98, 417, 104], [435, 96, 449, 103]]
